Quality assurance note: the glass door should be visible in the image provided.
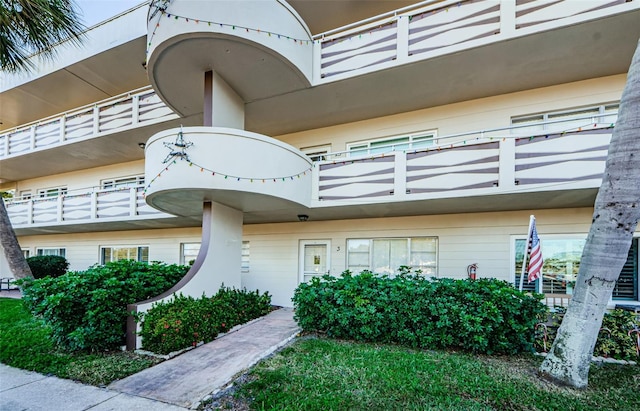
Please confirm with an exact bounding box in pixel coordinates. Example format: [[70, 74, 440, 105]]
[[300, 240, 331, 283]]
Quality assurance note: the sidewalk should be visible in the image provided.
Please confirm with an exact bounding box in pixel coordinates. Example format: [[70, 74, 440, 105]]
[[0, 308, 300, 410]]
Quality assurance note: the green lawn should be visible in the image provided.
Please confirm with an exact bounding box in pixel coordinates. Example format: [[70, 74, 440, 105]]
[[0, 297, 162, 386], [216, 337, 640, 411]]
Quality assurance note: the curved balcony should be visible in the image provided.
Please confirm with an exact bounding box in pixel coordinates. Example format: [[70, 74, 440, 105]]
[[143, 127, 312, 218], [146, 0, 313, 118]]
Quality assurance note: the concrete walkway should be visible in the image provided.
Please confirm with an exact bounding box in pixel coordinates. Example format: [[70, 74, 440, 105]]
[[0, 308, 300, 410]]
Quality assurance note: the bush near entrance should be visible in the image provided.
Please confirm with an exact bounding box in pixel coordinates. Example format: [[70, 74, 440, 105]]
[[139, 287, 271, 354], [26, 255, 69, 279], [293, 270, 546, 354], [20, 260, 187, 351]]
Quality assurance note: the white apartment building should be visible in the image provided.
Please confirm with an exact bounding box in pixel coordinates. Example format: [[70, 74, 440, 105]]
[[1, 0, 639, 314]]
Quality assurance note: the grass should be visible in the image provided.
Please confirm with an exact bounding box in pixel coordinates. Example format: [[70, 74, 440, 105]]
[[216, 336, 640, 411], [0, 297, 162, 386]]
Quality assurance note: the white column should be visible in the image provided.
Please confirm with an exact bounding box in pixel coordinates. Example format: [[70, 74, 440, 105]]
[[204, 70, 245, 129]]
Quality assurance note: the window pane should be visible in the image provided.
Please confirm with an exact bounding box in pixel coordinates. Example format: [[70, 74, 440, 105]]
[[514, 239, 537, 292], [541, 238, 584, 294], [372, 239, 407, 275], [347, 239, 370, 272], [138, 246, 149, 262], [181, 243, 200, 265], [410, 237, 437, 275], [241, 241, 250, 273]]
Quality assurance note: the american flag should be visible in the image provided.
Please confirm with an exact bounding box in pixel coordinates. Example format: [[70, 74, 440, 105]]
[[527, 221, 543, 283]]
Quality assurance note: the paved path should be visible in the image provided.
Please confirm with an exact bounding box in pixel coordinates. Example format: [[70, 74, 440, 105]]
[[0, 308, 300, 410]]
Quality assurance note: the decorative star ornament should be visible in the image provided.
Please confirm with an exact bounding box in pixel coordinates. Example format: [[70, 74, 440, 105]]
[[163, 127, 193, 163]]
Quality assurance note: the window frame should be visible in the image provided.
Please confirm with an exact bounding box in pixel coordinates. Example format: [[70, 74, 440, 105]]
[[346, 130, 437, 158], [100, 245, 149, 264], [36, 247, 66, 257], [37, 187, 67, 198], [346, 236, 438, 276], [180, 242, 200, 266], [101, 175, 145, 190], [511, 102, 619, 135]]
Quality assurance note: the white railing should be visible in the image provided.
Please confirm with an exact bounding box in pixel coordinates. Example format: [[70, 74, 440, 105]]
[[315, 0, 635, 80], [314, 114, 616, 202], [0, 87, 178, 158], [6, 185, 169, 227]]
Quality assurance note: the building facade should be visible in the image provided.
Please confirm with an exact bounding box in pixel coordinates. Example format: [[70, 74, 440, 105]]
[[2, 0, 639, 312]]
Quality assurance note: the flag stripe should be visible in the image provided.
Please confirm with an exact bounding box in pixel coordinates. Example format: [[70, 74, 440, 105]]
[[527, 221, 543, 283]]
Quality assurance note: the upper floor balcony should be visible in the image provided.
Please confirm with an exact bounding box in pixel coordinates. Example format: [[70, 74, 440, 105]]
[[0, 87, 181, 184], [4, 184, 185, 236]]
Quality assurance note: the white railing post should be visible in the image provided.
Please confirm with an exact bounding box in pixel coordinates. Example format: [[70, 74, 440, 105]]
[[313, 40, 323, 83], [91, 191, 98, 220], [57, 196, 64, 222], [396, 14, 410, 63], [130, 187, 137, 216], [394, 152, 408, 198], [500, 0, 516, 36], [311, 163, 321, 201], [93, 106, 100, 134], [27, 199, 34, 225], [498, 138, 516, 189], [132, 95, 140, 125], [30, 125, 36, 150], [59, 116, 66, 142]]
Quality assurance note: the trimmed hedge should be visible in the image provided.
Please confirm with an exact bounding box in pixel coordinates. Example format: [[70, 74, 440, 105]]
[[26, 255, 69, 279], [293, 270, 546, 354], [139, 287, 271, 354], [20, 260, 187, 351]]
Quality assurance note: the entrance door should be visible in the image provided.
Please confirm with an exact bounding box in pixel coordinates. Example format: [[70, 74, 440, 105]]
[[300, 240, 331, 283]]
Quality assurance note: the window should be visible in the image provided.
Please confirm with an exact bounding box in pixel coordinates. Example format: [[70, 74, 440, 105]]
[[301, 145, 331, 162], [36, 248, 66, 257], [101, 175, 145, 190], [347, 237, 437, 275], [19, 190, 32, 200], [37, 187, 67, 198], [242, 241, 250, 273], [347, 131, 436, 157], [513, 236, 638, 300], [101, 246, 148, 264], [511, 102, 619, 135], [181, 243, 200, 266], [22, 249, 30, 258]]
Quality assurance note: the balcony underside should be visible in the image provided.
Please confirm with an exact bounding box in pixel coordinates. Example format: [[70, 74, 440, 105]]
[[12, 214, 201, 236]]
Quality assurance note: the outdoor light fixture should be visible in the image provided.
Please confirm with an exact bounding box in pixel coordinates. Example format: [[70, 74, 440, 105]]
[[297, 214, 309, 222], [138, 142, 146, 149]]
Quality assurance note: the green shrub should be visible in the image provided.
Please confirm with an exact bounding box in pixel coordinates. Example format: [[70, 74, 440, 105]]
[[26, 255, 69, 279], [139, 287, 271, 354], [20, 260, 187, 351], [293, 270, 546, 354], [536, 307, 639, 360]]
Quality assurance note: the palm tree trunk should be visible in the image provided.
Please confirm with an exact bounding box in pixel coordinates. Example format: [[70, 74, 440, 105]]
[[0, 198, 33, 280], [539, 38, 640, 388]]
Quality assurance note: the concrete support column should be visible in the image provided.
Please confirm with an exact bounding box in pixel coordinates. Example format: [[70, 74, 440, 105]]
[[204, 70, 245, 129]]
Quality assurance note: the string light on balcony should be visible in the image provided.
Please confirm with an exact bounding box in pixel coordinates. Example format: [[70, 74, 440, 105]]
[[146, 8, 314, 60]]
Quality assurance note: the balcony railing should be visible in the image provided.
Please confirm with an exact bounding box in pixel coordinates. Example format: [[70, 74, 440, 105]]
[[6, 185, 170, 228], [0, 87, 178, 158], [315, 0, 636, 81], [312, 114, 616, 203]]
